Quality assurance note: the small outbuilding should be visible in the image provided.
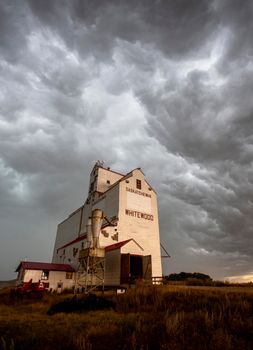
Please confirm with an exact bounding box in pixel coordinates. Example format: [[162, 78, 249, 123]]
[[16, 261, 76, 292]]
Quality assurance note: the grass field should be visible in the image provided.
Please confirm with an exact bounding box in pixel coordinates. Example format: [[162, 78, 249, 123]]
[[0, 284, 252, 350]]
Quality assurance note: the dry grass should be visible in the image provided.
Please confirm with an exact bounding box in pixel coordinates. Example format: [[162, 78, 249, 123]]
[[0, 285, 252, 349]]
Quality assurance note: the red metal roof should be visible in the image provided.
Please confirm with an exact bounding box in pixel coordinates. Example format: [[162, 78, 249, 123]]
[[105, 239, 132, 252], [57, 234, 87, 251], [16, 261, 76, 272], [105, 239, 144, 252]]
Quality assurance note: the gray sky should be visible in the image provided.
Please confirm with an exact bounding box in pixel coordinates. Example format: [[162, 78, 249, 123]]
[[1, 0, 253, 281]]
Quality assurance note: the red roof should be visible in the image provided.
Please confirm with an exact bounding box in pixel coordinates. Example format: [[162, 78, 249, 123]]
[[16, 261, 76, 272], [57, 234, 87, 251], [105, 239, 132, 252], [105, 239, 144, 252]]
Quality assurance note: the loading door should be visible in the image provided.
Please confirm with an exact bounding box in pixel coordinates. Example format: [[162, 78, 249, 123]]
[[120, 254, 152, 284], [120, 254, 130, 284], [142, 255, 152, 281], [130, 255, 143, 282]]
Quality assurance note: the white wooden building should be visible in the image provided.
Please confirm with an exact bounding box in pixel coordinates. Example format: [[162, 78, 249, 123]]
[[16, 261, 75, 292], [52, 162, 162, 287]]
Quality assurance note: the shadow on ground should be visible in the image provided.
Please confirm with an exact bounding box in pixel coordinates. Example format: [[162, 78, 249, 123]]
[[47, 294, 115, 315]]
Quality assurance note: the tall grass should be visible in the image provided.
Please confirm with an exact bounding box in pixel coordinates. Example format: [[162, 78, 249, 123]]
[[0, 285, 252, 349], [1, 337, 14, 350]]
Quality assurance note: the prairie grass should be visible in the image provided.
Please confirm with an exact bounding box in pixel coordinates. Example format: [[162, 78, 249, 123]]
[[0, 285, 252, 349]]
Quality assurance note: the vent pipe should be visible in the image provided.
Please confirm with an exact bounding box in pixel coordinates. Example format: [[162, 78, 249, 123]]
[[91, 209, 104, 248], [86, 218, 92, 246]]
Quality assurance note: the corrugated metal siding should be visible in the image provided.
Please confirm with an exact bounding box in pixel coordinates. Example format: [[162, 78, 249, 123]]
[[105, 250, 121, 285], [52, 208, 82, 262]]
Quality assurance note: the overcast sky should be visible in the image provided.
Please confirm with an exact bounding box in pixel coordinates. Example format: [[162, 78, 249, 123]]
[[1, 0, 253, 281]]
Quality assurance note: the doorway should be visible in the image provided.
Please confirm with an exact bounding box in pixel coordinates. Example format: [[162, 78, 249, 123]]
[[120, 254, 152, 284], [130, 255, 143, 282]]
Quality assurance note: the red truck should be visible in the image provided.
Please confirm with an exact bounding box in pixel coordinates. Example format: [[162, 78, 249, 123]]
[[11, 279, 48, 299]]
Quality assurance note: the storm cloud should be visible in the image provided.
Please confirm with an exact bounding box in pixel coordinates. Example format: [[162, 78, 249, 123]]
[[0, 0, 252, 280]]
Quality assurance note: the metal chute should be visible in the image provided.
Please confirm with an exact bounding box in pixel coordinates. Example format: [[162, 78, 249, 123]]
[[91, 209, 104, 248]]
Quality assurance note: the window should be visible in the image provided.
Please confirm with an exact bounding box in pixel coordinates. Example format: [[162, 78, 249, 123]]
[[41, 270, 49, 280], [66, 272, 73, 279], [136, 179, 142, 190], [73, 247, 78, 257], [107, 180, 110, 184]]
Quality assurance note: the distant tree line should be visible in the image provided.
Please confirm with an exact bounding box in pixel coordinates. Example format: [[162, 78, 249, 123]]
[[164, 272, 212, 282]]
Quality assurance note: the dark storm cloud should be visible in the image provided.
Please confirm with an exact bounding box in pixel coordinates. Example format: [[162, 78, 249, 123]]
[[27, 0, 218, 60], [216, 0, 253, 74], [0, 1, 31, 63], [0, 0, 252, 280], [136, 0, 253, 277]]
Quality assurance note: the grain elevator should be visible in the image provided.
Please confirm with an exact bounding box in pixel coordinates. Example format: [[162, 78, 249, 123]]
[[52, 161, 162, 290]]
